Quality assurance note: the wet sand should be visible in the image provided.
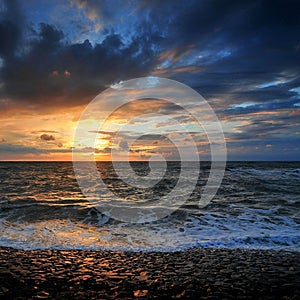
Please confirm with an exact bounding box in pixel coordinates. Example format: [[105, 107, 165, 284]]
[[0, 247, 299, 299]]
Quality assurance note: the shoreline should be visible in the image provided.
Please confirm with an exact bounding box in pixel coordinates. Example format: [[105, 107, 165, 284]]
[[0, 247, 299, 299]]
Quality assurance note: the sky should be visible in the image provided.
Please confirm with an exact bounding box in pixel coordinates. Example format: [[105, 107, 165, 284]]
[[0, 0, 299, 161]]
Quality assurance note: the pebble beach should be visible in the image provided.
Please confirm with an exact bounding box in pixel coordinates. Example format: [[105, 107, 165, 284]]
[[0, 247, 299, 299]]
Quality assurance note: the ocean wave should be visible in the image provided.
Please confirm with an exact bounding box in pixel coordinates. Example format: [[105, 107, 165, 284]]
[[227, 167, 300, 177], [1, 162, 299, 252], [0, 210, 299, 252]]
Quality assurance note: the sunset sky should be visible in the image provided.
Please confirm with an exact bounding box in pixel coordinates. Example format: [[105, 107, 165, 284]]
[[0, 0, 299, 161]]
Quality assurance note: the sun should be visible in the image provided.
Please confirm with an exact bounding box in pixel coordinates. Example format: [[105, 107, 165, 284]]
[[94, 137, 110, 151]]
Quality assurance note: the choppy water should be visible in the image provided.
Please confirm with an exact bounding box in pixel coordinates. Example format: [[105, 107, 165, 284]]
[[0, 162, 299, 252]]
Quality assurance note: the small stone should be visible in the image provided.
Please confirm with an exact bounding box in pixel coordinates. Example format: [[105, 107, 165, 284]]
[[36, 291, 50, 299], [0, 287, 9, 294], [134, 289, 148, 297]]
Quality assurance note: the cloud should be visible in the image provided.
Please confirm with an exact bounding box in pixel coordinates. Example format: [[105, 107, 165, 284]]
[[94, 147, 111, 154], [157, 45, 195, 64], [0, 1, 162, 109], [0, 29, 157, 108], [0, 0, 24, 59], [0, 0, 300, 160], [152, 65, 202, 76], [118, 139, 128, 151], [1, 0, 299, 113], [40, 134, 55, 141], [0, 143, 72, 155], [225, 97, 300, 115], [31, 130, 59, 134], [0, 143, 40, 154]]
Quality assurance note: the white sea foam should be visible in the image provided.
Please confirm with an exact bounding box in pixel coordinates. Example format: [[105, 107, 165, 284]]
[[0, 209, 299, 252]]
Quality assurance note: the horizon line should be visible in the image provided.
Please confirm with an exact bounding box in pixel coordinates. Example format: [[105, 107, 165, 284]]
[[0, 160, 299, 163]]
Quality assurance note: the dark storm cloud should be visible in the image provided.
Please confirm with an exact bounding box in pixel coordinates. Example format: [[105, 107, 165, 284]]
[[171, 0, 300, 64], [0, 0, 23, 59], [157, 0, 300, 112], [0, 2, 160, 107], [0, 0, 299, 114], [0, 27, 156, 106]]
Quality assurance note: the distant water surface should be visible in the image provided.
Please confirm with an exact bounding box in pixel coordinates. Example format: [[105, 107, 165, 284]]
[[0, 161, 299, 251]]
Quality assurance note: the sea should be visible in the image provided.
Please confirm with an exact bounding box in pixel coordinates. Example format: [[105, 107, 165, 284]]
[[0, 161, 299, 252]]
